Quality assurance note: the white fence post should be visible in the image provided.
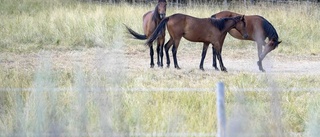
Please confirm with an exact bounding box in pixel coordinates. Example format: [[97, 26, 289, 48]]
[[216, 82, 226, 137]]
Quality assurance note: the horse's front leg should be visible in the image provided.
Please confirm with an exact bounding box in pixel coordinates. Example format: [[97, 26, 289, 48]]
[[217, 53, 227, 72], [199, 43, 209, 71], [214, 44, 227, 72], [149, 44, 155, 68], [258, 42, 276, 72], [164, 38, 173, 68], [156, 43, 161, 67], [256, 41, 266, 72], [212, 47, 219, 71]]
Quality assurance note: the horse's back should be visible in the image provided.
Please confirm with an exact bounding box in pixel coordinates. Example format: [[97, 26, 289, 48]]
[[212, 10, 241, 18], [168, 13, 188, 23], [167, 13, 218, 43], [168, 13, 208, 26]]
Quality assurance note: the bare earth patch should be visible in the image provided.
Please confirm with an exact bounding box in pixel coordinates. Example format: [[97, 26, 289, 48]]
[[0, 46, 319, 75]]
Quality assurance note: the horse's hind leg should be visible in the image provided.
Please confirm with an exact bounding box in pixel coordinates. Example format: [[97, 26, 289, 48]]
[[164, 38, 174, 68], [172, 40, 181, 69], [157, 36, 165, 67]]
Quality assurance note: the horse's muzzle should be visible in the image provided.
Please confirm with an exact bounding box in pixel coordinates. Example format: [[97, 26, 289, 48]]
[[160, 14, 165, 19]]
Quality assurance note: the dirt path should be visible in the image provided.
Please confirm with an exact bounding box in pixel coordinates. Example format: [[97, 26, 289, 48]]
[[0, 47, 319, 75], [125, 46, 320, 74]]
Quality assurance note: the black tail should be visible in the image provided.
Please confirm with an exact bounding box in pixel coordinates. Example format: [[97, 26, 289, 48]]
[[146, 17, 169, 45], [124, 24, 147, 40]]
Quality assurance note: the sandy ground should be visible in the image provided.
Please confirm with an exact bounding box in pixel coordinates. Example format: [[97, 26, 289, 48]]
[[0, 46, 319, 75]]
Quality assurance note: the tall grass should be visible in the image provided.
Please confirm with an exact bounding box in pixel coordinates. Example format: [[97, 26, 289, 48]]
[[1, 0, 320, 136], [1, 0, 320, 54]]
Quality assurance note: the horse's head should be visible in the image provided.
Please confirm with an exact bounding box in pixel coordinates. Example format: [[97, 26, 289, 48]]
[[157, 0, 167, 19], [234, 15, 248, 39], [268, 39, 282, 49]]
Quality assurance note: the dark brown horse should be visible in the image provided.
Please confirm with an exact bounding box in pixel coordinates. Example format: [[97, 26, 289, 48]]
[[125, 0, 167, 68], [211, 10, 281, 72], [146, 13, 248, 72]]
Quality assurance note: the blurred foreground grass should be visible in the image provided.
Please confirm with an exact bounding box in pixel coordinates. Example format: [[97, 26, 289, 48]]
[[1, 58, 320, 135], [1, 0, 320, 136]]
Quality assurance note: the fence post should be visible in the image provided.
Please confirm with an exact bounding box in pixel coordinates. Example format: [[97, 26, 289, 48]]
[[216, 82, 226, 137]]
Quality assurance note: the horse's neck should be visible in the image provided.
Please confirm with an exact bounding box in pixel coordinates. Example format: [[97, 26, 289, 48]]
[[222, 19, 236, 34], [152, 6, 160, 22]]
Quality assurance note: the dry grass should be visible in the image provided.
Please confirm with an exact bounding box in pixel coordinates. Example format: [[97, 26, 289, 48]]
[[1, 0, 320, 136]]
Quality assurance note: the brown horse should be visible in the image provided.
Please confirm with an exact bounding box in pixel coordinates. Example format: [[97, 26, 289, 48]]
[[146, 13, 248, 72], [125, 0, 167, 68], [211, 10, 281, 72]]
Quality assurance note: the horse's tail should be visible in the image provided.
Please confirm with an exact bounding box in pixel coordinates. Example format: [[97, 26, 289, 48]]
[[146, 17, 169, 45], [124, 24, 147, 40]]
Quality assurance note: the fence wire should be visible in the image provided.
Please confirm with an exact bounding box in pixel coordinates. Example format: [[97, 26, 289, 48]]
[[2, 132, 304, 137], [1, 87, 320, 92]]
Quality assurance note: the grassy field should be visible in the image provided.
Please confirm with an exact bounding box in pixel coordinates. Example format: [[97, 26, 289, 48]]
[[1, 0, 320, 136]]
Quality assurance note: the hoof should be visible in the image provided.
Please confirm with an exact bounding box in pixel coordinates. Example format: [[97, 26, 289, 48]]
[[221, 68, 228, 72], [175, 66, 181, 69], [257, 61, 265, 72]]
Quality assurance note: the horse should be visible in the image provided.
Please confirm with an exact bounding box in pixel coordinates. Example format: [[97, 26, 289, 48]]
[[125, 0, 167, 68], [211, 10, 281, 72], [146, 13, 248, 72]]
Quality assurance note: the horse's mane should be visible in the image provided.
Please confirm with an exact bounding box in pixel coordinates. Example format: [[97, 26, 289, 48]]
[[210, 16, 240, 31], [260, 16, 279, 42], [210, 18, 228, 31], [152, 4, 160, 21]]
